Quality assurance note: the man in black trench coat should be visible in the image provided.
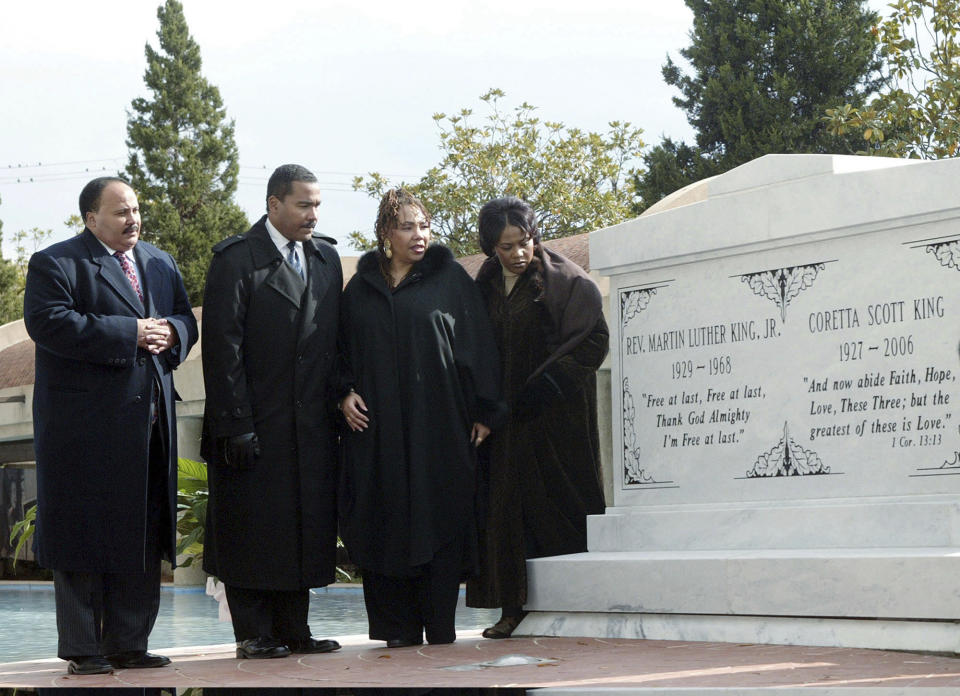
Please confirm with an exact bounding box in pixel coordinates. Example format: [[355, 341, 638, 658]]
[[24, 176, 198, 675], [201, 164, 342, 658]]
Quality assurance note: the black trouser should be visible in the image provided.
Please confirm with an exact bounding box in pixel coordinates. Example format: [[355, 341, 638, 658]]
[[53, 418, 166, 659], [361, 536, 463, 644], [223, 585, 311, 643]]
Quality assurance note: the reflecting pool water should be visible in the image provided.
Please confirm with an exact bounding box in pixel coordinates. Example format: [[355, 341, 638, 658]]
[[0, 584, 498, 663]]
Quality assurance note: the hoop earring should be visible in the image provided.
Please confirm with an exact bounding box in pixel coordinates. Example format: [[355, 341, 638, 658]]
[[384, 239, 393, 259]]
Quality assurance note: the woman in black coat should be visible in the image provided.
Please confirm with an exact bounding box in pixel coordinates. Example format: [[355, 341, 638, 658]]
[[466, 196, 609, 638], [338, 188, 503, 647]]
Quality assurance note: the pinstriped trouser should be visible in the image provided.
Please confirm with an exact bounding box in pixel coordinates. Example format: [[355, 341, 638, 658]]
[[51, 418, 166, 659]]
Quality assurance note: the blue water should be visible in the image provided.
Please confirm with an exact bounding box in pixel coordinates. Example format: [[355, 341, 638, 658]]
[[0, 584, 498, 663]]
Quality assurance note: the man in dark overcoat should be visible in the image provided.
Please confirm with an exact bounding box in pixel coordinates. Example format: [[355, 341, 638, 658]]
[[201, 164, 342, 659], [23, 176, 198, 675]]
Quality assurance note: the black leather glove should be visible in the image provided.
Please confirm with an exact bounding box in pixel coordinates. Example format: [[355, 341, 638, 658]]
[[514, 372, 564, 422], [221, 432, 260, 469]]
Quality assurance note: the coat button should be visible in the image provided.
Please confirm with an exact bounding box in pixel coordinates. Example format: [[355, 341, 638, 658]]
[[120, 358, 127, 365], [296, 400, 303, 409], [233, 407, 244, 416], [135, 395, 142, 403], [137, 357, 146, 366]]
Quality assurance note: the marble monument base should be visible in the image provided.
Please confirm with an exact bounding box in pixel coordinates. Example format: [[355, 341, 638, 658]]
[[517, 497, 960, 652], [519, 609, 960, 654]]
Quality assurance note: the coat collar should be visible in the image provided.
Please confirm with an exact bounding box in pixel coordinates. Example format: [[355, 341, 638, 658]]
[[247, 216, 338, 313], [247, 215, 335, 269], [357, 243, 453, 277], [356, 244, 454, 298], [82, 228, 147, 316]]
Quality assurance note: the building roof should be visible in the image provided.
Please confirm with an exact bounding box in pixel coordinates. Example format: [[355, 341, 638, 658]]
[[0, 234, 590, 390], [0, 339, 33, 390]]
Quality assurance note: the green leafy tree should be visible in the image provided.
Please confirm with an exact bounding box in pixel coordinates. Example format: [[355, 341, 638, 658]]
[[637, 0, 883, 211], [0, 210, 53, 326], [64, 213, 85, 236], [352, 89, 645, 256], [0, 243, 21, 327], [824, 0, 960, 158], [0, 199, 15, 325], [126, 0, 248, 304]]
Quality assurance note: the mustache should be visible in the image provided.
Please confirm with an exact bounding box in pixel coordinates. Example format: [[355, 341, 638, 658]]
[[124, 224, 140, 233]]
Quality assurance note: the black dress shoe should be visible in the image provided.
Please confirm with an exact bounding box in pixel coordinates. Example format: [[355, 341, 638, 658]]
[[386, 637, 423, 648], [288, 637, 341, 653], [236, 637, 291, 659], [66, 656, 114, 675], [106, 650, 172, 669]]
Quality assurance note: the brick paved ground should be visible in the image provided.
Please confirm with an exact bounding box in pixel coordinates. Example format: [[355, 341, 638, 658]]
[[2, 630, 960, 690]]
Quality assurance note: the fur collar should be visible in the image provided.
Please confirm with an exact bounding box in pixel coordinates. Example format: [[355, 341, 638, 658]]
[[356, 243, 454, 278]]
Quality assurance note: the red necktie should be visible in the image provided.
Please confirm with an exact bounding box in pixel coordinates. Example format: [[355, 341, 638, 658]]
[[114, 251, 144, 303]]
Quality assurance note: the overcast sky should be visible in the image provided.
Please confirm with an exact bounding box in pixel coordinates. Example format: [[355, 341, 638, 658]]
[[0, 0, 889, 258]]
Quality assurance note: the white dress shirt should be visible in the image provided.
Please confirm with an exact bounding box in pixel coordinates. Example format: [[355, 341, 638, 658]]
[[265, 217, 307, 281]]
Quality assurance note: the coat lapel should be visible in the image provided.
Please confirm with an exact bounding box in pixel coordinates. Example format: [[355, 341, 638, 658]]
[[83, 229, 145, 317], [296, 239, 334, 352], [135, 243, 159, 317], [248, 224, 305, 309]]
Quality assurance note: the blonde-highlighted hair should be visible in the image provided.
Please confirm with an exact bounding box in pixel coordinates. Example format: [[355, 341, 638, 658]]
[[375, 188, 430, 254]]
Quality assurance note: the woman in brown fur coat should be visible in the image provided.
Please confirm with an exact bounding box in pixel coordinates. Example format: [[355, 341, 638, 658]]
[[466, 196, 609, 638]]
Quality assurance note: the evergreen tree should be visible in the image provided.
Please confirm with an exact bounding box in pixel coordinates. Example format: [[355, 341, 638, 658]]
[[633, 138, 718, 213], [636, 0, 882, 212], [126, 0, 248, 303]]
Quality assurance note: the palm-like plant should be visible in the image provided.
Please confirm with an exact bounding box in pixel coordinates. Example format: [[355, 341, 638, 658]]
[[176, 457, 208, 567], [8, 503, 36, 569]]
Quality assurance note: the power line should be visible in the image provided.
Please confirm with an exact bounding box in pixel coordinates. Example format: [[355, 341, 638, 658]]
[[3, 159, 417, 180], [0, 168, 122, 184], [239, 165, 417, 178], [3, 157, 124, 169]]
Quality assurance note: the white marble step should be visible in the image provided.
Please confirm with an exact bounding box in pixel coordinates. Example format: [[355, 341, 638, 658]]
[[525, 547, 960, 619], [587, 499, 960, 551]]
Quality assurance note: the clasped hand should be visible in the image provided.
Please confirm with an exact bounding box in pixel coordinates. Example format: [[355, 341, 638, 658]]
[[137, 317, 179, 354]]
